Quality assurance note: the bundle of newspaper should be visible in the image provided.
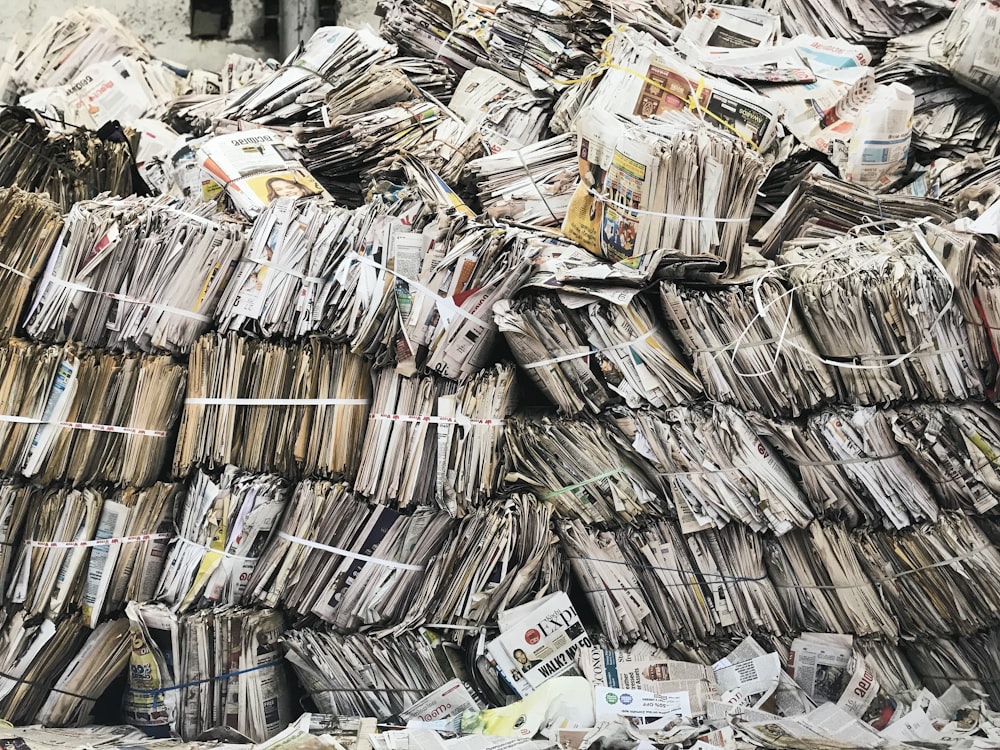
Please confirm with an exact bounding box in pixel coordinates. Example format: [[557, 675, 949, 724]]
[[562, 104, 768, 277], [25, 197, 246, 354], [356, 370, 457, 507], [0, 341, 185, 486], [398, 493, 565, 630], [331, 208, 532, 376], [0, 107, 138, 210], [323, 58, 459, 116], [155, 467, 291, 613], [220, 26, 397, 125], [246, 477, 453, 630], [214, 197, 355, 339], [628, 405, 812, 535], [754, 167, 957, 256], [904, 629, 1000, 711], [0, 187, 63, 338], [753, 406, 939, 529], [197, 128, 327, 217], [876, 58, 1000, 159], [173, 334, 371, 479], [766, 522, 900, 638], [496, 291, 702, 415], [763, 0, 950, 46], [504, 416, 664, 525], [0, 7, 149, 103], [297, 101, 482, 205], [940, 0, 1000, 106], [891, 402, 1000, 515], [779, 227, 985, 404], [0, 482, 172, 622], [281, 629, 455, 717], [558, 519, 788, 646], [484, 0, 605, 93], [377, 0, 493, 74], [36, 619, 132, 727], [20, 55, 186, 132], [555, 26, 780, 145], [0, 613, 93, 725], [466, 134, 577, 226], [659, 278, 836, 417], [125, 602, 290, 741], [852, 513, 1000, 637], [449, 68, 552, 153], [433, 363, 517, 515]]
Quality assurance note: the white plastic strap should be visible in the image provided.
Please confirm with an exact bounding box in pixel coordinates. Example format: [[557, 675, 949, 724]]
[[278, 531, 424, 571], [367, 413, 505, 426], [185, 397, 370, 406], [522, 328, 659, 370], [0, 261, 31, 280], [346, 253, 485, 326], [0, 414, 167, 438], [241, 256, 325, 284], [41, 276, 212, 322], [587, 188, 752, 223], [25, 533, 172, 549], [173, 536, 257, 561]]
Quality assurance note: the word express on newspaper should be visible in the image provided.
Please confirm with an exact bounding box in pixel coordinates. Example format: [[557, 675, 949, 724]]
[[485, 592, 591, 697]]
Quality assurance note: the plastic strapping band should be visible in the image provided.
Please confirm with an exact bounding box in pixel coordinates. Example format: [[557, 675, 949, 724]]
[[132, 661, 280, 708], [523, 328, 658, 370], [40, 276, 212, 322], [543, 466, 626, 499], [587, 187, 752, 223], [0, 261, 31, 280], [346, 253, 485, 326], [185, 397, 370, 406], [367, 413, 505, 426], [0, 414, 166, 438], [0, 669, 98, 702], [25, 533, 172, 549], [172, 536, 257, 561], [278, 531, 424, 571], [796, 453, 902, 468], [240, 256, 325, 284]]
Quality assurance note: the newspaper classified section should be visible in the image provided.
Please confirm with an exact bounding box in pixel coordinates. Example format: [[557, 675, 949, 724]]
[[0, 0, 996, 748]]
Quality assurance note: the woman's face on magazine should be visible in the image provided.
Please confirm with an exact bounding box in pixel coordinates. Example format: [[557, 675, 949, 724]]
[[270, 179, 308, 198]]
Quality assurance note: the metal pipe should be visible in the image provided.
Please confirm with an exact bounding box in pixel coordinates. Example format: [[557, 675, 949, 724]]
[[279, 0, 319, 57]]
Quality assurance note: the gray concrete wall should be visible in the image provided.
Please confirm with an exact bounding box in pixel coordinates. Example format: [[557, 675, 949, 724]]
[[2, 0, 275, 71]]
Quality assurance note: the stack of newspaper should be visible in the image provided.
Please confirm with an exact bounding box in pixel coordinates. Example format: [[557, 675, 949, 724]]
[[779, 228, 984, 404], [172, 334, 371, 479], [196, 128, 328, 217], [155, 467, 291, 613], [504, 415, 665, 524], [125, 602, 290, 741], [659, 277, 836, 417], [0, 341, 185, 486], [0, 107, 138, 210], [0, 7, 150, 104], [25, 197, 246, 353], [0, 187, 63, 338], [496, 291, 702, 414], [466, 134, 578, 226], [561, 103, 769, 275], [4, 2, 1000, 745]]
